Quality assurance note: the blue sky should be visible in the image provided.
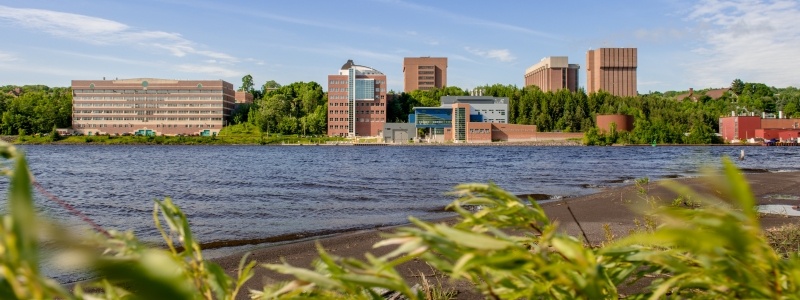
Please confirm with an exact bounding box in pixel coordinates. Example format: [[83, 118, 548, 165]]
[[1, 0, 798, 93]]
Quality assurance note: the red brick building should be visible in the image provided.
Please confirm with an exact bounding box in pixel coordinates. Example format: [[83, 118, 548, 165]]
[[234, 91, 253, 104], [719, 116, 800, 142], [71, 78, 235, 136], [403, 57, 447, 92], [586, 48, 638, 97], [596, 114, 634, 133], [524, 56, 579, 92], [719, 116, 761, 142], [327, 60, 387, 137]]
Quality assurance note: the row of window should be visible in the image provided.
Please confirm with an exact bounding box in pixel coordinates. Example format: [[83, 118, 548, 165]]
[[328, 110, 385, 115], [327, 88, 383, 92], [330, 102, 384, 107], [74, 89, 223, 94], [74, 110, 222, 115], [75, 117, 223, 121], [77, 123, 216, 128], [74, 96, 224, 101], [327, 118, 386, 123], [469, 129, 490, 134], [74, 103, 224, 107], [328, 80, 385, 85]]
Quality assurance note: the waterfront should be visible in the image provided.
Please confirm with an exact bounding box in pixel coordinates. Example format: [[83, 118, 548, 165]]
[[6, 145, 796, 241]]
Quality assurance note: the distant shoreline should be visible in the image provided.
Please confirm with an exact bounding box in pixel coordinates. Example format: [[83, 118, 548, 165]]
[[6, 135, 782, 147]]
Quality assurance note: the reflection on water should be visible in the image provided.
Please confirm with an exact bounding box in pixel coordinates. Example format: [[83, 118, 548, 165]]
[[758, 204, 800, 217], [0, 144, 797, 282], [3, 145, 798, 246]]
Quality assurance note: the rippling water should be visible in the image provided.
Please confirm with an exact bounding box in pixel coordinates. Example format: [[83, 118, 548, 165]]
[[2, 144, 799, 281]]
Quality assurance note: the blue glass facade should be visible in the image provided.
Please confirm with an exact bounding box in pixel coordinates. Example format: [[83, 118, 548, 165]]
[[413, 107, 453, 129], [355, 79, 375, 100]]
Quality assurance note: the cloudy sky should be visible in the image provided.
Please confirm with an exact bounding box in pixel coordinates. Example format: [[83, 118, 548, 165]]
[[1, 0, 798, 93]]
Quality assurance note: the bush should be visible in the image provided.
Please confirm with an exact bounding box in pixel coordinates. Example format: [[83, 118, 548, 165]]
[[1, 140, 799, 299]]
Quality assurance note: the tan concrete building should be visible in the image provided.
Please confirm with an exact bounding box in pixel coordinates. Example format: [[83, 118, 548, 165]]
[[586, 48, 638, 97], [327, 60, 388, 137], [524, 56, 580, 92], [403, 57, 447, 92], [71, 78, 235, 136]]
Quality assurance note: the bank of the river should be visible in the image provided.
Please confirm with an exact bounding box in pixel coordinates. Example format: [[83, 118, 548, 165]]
[[211, 171, 800, 299], [10, 134, 347, 145]]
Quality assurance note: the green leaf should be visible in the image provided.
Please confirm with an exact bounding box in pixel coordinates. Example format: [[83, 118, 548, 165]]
[[95, 250, 197, 300], [9, 155, 37, 269], [434, 225, 511, 250]]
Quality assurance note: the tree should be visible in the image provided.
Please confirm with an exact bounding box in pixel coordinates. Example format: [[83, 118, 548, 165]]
[[731, 78, 744, 95], [240, 74, 254, 92]]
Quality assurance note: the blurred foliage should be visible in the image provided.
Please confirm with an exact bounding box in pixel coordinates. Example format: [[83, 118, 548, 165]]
[[2, 137, 800, 299], [261, 158, 800, 299]]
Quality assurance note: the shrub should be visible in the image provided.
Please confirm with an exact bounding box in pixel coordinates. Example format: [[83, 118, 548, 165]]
[[1, 140, 799, 299]]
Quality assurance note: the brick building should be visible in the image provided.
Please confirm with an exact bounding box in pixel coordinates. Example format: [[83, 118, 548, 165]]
[[408, 96, 540, 143], [596, 114, 634, 133], [234, 91, 253, 104], [524, 56, 580, 92], [71, 78, 235, 136], [327, 60, 388, 137], [403, 57, 447, 92], [586, 48, 638, 97]]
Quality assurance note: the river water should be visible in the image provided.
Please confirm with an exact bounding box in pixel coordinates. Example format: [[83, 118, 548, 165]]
[[2, 145, 798, 281]]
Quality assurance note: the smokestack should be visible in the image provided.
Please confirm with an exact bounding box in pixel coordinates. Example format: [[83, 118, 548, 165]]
[[779, 111, 784, 119], [762, 112, 766, 118], [731, 111, 736, 117]]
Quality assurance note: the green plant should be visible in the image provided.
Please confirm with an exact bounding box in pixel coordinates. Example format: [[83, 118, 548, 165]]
[[262, 158, 800, 299], [0, 141, 255, 300], [3, 139, 800, 299]]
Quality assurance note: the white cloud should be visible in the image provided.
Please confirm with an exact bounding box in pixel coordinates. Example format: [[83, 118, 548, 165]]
[[375, 0, 560, 40], [464, 47, 516, 62], [175, 64, 241, 77], [0, 5, 237, 63], [0, 51, 18, 63], [634, 27, 689, 42], [687, 0, 800, 87]]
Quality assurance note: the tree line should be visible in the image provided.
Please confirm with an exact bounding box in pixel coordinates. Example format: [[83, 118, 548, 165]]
[[4, 76, 800, 144], [0, 85, 72, 135]]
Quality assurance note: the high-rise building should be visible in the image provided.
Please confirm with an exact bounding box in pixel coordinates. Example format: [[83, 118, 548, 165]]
[[403, 57, 447, 92], [71, 78, 235, 136], [327, 60, 387, 137], [586, 48, 638, 97], [524, 56, 580, 92]]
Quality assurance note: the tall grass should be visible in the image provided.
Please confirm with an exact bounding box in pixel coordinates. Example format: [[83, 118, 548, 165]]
[[1, 139, 799, 299]]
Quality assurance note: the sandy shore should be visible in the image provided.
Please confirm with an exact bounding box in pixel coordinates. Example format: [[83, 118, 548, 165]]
[[212, 171, 800, 299]]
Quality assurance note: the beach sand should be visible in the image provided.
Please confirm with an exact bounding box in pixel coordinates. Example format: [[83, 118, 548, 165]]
[[212, 172, 800, 299]]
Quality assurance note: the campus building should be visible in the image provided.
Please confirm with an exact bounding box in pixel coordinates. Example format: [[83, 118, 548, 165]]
[[524, 56, 580, 92], [327, 60, 388, 137], [407, 95, 538, 143], [71, 78, 235, 136], [586, 48, 638, 97], [719, 114, 800, 143], [403, 57, 447, 92]]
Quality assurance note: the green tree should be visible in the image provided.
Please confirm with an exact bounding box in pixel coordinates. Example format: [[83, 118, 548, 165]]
[[240, 74, 254, 92], [731, 78, 745, 95]]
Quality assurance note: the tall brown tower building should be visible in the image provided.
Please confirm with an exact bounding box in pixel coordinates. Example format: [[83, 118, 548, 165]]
[[327, 60, 387, 137], [524, 56, 580, 92], [586, 48, 637, 97], [403, 57, 447, 92]]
